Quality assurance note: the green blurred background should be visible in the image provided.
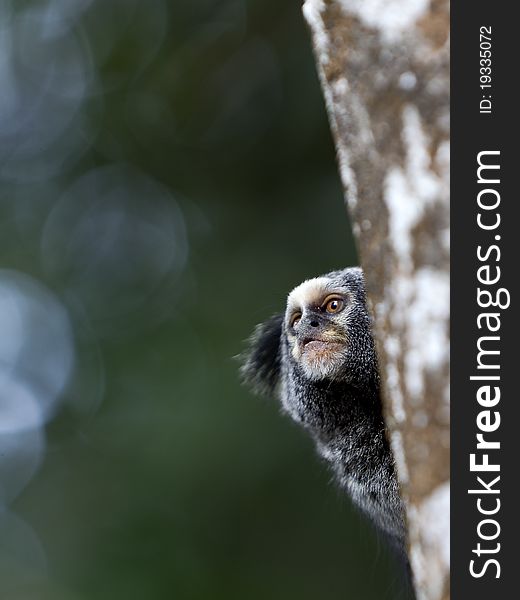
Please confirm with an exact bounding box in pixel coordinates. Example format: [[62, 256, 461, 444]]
[[1, 1, 405, 598]]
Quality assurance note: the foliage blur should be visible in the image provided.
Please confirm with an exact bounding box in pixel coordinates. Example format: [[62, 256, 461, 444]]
[[1, 1, 403, 598]]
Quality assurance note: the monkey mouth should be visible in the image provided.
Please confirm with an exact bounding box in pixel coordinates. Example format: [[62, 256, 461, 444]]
[[301, 338, 343, 353]]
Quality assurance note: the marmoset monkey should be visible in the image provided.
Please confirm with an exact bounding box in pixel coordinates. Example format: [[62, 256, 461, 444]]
[[240, 267, 406, 552]]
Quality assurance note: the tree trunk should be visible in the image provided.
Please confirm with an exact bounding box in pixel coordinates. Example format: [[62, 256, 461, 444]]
[[302, 1, 450, 599]]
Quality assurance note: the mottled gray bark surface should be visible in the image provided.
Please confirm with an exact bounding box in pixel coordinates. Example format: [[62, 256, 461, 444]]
[[302, 1, 449, 599]]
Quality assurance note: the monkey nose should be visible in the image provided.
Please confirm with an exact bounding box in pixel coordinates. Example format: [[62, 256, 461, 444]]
[[309, 320, 319, 328]]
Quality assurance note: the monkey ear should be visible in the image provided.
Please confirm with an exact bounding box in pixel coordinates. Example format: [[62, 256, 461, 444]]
[[239, 313, 283, 397]]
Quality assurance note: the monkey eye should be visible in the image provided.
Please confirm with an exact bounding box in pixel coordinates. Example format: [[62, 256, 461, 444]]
[[323, 296, 345, 314], [290, 312, 302, 328]]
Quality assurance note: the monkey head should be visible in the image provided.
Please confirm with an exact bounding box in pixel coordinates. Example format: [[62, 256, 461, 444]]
[[283, 267, 376, 384]]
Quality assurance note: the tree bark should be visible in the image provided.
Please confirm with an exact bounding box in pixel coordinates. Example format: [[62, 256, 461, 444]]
[[302, 1, 450, 599]]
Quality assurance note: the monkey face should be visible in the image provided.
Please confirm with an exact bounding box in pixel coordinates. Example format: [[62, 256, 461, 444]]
[[284, 276, 353, 380], [241, 267, 377, 397]]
